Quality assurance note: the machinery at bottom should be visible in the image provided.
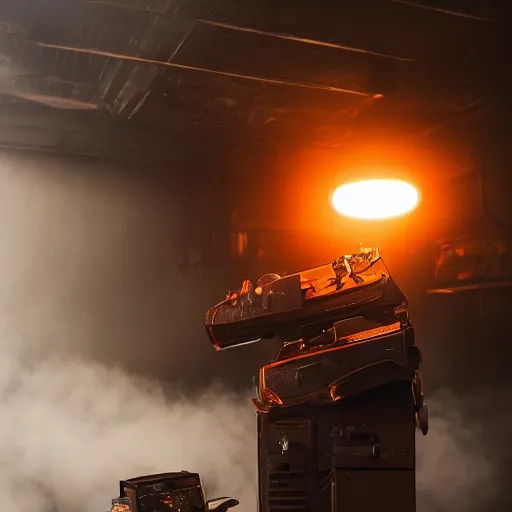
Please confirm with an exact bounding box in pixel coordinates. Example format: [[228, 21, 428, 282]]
[[109, 472, 239, 512], [205, 247, 428, 512]]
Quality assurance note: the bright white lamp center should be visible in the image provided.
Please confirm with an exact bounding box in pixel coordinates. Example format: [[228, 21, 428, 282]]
[[331, 179, 420, 220]]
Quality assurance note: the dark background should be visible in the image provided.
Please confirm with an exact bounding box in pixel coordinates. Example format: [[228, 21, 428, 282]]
[[1, 0, 511, 510]]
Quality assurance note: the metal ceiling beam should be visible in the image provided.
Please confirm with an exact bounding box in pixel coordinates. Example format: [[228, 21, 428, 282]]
[[29, 40, 375, 97], [385, 0, 498, 22], [419, 96, 494, 135], [195, 19, 414, 62], [75, 0, 411, 61]]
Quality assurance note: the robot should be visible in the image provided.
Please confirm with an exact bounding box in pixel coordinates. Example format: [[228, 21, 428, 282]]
[[205, 247, 428, 512]]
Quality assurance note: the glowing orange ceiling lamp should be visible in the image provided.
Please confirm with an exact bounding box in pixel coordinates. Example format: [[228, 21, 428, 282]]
[[331, 179, 420, 220]]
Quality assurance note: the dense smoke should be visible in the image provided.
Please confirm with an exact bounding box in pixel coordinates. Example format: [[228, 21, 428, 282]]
[[0, 353, 257, 512], [416, 388, 499, 512], [0, 152, 505, 512]]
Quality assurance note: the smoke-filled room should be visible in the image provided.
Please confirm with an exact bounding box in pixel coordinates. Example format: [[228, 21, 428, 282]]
[[0, 1, 510, 511]]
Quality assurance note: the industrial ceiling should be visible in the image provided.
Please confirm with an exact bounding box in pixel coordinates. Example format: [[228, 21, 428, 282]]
[[0, 0, 508, 164]]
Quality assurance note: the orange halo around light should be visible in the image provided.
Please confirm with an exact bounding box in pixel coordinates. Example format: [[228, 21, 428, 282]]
[[331, 179, 420, 220]]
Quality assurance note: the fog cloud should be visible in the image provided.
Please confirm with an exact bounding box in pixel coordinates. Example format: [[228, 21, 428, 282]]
[[0, 351, 257, 512], [416, 388, 499, 512]]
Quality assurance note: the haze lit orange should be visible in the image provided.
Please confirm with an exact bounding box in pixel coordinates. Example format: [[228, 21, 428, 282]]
[[331, 179, 420, 220]]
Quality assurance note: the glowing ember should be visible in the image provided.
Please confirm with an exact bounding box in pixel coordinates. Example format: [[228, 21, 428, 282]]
[[111, 497, 132, 512], [161, 496, 174, 507], [111, 506, 131, 512], [331, 179, 420, 220]]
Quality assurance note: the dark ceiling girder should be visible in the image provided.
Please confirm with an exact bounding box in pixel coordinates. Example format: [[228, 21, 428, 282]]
[[384, 0, 499, 22], [194, 19, 414, 62], [70, 0, 501, 56], [28, 40, 374, 97], [75, 0, 416, 62]]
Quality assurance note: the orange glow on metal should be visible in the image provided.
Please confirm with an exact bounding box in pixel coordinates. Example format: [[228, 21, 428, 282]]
[[342, 321, 401, 343], [331, 179, 420, 220], [263, 388, 283, 405], [254, 321, 404, 410], [262, 322, 402, 372], [236, 232, 248, 256]]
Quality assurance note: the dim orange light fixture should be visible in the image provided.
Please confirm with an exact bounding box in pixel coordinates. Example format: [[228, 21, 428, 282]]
[[331, 179, 420, 220]]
